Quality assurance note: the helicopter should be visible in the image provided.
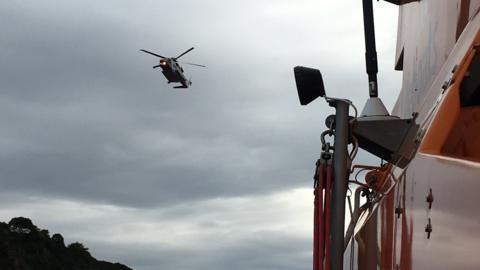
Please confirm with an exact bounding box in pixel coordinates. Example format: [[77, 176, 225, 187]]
[[140, 47, 205, 88]]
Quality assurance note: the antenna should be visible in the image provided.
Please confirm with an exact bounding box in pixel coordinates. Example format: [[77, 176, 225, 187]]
[[362, 0, 378, 98], [359, 0, 389, 118]]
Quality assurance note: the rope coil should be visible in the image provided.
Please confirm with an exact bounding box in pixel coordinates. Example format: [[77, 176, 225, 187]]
[[313, 155, 333, 270]]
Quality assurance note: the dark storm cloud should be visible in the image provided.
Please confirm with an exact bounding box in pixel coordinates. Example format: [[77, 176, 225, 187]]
[[1, 0, 380, 207], [0, 90, 323, 207]]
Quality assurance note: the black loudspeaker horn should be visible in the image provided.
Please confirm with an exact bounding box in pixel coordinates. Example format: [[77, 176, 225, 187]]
[[294, 66, 326, 105]]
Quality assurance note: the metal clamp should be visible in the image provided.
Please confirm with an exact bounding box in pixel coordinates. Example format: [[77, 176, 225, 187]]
[[321, 129, 335, 152]]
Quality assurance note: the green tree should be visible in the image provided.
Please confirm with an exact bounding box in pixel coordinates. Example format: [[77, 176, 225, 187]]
[[8, 217, 37, 231], [52, 233, 65, 246], [68, 242, 90, 256], [40, 229, 50, 238]]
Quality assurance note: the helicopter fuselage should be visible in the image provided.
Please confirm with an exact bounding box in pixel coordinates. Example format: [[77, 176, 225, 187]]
[[140, 47, 203, 89], [159, 58, 190, 88]]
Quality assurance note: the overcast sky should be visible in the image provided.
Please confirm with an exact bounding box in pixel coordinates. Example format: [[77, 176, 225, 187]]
[[0, 1, 400, 269]]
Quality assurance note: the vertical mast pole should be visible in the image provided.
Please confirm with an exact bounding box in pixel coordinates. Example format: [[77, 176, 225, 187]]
[[329, 99, 350, 270], [362, 0, 379, 98]]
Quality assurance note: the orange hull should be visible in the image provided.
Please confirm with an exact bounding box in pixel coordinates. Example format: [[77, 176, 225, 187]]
[[353, 1, 480, 269]]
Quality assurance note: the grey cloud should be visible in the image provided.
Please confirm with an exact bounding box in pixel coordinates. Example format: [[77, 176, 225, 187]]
[[1, 0, 361, 207], [90, 231, 311, 270]]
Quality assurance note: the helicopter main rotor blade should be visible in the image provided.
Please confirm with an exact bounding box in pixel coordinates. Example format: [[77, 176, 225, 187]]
[[175, 47, 194, 60], [180, 62, 206, 67], [140, 49, 166, 58]]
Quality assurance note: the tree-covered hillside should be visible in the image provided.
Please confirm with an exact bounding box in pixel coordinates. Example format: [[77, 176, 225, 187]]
[[0, 217, 132, 270]]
